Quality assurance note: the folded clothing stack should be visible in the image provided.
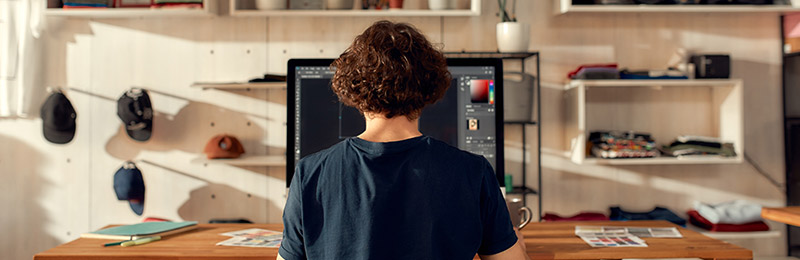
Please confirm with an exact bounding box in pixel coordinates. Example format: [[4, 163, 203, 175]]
[[542, 212, 609, 222], [62, 0, 113, 8], [567, 64, 619, 80], [688, 210, 768, 232], [152, 0, 203, 8], [660, 135, 736, 158], [688, 200, 768, 232], [619, 69, 688, 80], [589, 131, 659, 159], [610, 206, 686, 227]]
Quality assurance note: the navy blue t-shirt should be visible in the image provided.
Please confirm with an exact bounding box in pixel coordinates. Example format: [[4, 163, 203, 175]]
[[279, 136, 517, 260]]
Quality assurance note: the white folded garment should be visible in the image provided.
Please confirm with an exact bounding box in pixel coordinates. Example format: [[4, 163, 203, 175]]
[[693, 200, 762, 225]]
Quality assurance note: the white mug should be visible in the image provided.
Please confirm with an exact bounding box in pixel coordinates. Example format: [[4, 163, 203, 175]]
[[507, 198, 532, 229]]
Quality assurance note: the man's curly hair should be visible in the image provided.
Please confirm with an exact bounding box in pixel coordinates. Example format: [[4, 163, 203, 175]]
[[331, 20, 451, 120]]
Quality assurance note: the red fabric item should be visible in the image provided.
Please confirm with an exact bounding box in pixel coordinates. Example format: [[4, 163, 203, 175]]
[[687, 210, 769, 232], [542, 212, 609, 222], [142, 217, 171, 222], [567, 63, 618, 79]]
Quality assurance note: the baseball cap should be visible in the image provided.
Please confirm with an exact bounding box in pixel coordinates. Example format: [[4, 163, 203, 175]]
[[114, 161, 145, 216], [203, 134, 245, 159], [117, 88, 153, 142], [40, 92, 77, 144]]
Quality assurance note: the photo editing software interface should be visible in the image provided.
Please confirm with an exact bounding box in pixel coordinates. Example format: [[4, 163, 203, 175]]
[[293, 65, 499, 171]]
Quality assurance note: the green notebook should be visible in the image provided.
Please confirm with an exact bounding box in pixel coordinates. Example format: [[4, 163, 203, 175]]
[[81, 221, 198, 240]]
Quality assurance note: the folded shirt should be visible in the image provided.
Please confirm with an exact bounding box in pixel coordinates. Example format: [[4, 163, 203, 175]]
[[609, 206, 686, 227], [688, 210, 769, 232], [542, 212, 609, 222], [693, 200, 762, 224]]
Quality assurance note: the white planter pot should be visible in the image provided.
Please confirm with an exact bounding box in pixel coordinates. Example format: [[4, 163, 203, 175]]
[[327, 0, 353, 9], [428, 0, 454, 10], [255, 0, 285, 10], [496, 22, 529, 53]]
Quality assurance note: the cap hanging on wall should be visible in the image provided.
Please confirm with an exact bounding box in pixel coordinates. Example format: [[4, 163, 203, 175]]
[[41, 90, 77, 144], [113, 161, 145, 216], [203, 134, 245, 159], [117, 88, 153, 142]]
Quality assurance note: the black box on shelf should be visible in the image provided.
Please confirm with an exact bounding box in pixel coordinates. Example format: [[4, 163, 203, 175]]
[[691, 54, 730, 79]]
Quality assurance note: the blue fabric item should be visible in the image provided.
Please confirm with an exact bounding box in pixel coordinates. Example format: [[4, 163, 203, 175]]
[[280, 136, 517, 260], [609, 206, 686, 227], [63, 2, 109, 7]]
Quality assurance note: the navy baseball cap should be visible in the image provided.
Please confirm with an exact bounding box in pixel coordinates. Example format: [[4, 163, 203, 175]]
[[117, 88, 153, 142], [40, 92, 77, 144], [114, 162, 145, 216]]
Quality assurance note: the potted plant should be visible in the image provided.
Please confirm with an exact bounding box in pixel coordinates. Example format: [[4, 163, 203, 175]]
[[389, 0, 403, 9], [496, 0, 528, 53]]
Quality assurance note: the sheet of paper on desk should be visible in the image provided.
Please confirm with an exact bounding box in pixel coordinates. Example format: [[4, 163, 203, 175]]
[[220, 228, 283, 241], [579, 234, 648, 247], [575, 226, 682, 238], [217, 236, 282, 248], [217, 228, 283, 248]]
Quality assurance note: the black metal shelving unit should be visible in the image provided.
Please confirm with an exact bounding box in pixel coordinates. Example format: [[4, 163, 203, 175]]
[[445, 51, 542, 221]]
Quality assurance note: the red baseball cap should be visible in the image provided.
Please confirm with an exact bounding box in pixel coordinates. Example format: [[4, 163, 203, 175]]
[[203, 134, 245, 159]]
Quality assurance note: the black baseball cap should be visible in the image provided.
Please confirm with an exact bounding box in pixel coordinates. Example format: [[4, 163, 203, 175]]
[[114, 162, 145, 216], [40, 92, 77, 144], [117, 88, 153, 142]]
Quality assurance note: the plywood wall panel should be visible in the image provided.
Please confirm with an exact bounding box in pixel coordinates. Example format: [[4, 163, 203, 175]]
[[0, 1, 791, 259]]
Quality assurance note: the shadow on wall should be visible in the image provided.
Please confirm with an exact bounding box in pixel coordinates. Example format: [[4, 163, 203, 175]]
[[141, 159, 280, 223], [105, 99, 280, 161], [0, 134, 58, 259], [178, 183, 279, 224]]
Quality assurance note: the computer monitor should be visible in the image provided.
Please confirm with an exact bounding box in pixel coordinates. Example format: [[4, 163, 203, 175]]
[[286, 58, 504, 187]]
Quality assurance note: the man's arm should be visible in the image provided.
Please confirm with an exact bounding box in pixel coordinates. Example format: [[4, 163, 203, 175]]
[[479, 228, 530, 260], [276, 253, 286, 260]]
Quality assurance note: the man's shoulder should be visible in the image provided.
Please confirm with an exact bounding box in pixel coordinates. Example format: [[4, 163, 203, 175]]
[[296, 140, 349, 170]]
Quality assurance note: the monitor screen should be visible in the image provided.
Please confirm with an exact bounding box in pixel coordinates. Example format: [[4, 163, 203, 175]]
[[286, 58, 504, 187]]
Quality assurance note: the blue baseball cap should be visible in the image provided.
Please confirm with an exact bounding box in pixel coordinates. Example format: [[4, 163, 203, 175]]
[[114, 162, 145, 216]]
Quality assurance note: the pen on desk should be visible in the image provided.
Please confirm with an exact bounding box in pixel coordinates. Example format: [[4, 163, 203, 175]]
[[120, 236, 161, 247], [103, 239, 132, 247]]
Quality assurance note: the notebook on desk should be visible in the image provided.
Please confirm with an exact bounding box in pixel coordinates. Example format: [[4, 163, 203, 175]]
[[81, 221, 198, 240]]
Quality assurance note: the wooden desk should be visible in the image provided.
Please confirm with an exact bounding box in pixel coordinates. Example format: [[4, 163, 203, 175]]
[[762, 207, 800, 226], [35, 221, 751, 260]]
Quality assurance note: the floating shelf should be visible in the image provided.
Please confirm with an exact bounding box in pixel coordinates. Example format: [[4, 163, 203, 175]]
[[231, 9, 479, 17], [230, 0, 480, 17], [556, 0, 800, 14], [687, 226, 781, 239], [191, 82, 286, 90], [191, 155, 286, 167], [565, 79, 743, 90], [565, 79, 744, 165], [582, 157, 742, 165], [44, 8, 213, 18]]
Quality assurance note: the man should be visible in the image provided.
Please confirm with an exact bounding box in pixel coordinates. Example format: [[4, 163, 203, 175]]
[[279, 20, 528, 260]]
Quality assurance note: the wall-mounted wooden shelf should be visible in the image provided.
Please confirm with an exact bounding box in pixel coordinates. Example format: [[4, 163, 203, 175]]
[[686, 226, 781, 240], [231, 9, 478, 17], [191, 155, 286, 167], [582, 157, 742, 165], [230, 0, 480, 17], [565, 79, 744, 165], [191, 82, 286, 90], [556, 0, 800, 14], [44, 8, 213, 18]]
